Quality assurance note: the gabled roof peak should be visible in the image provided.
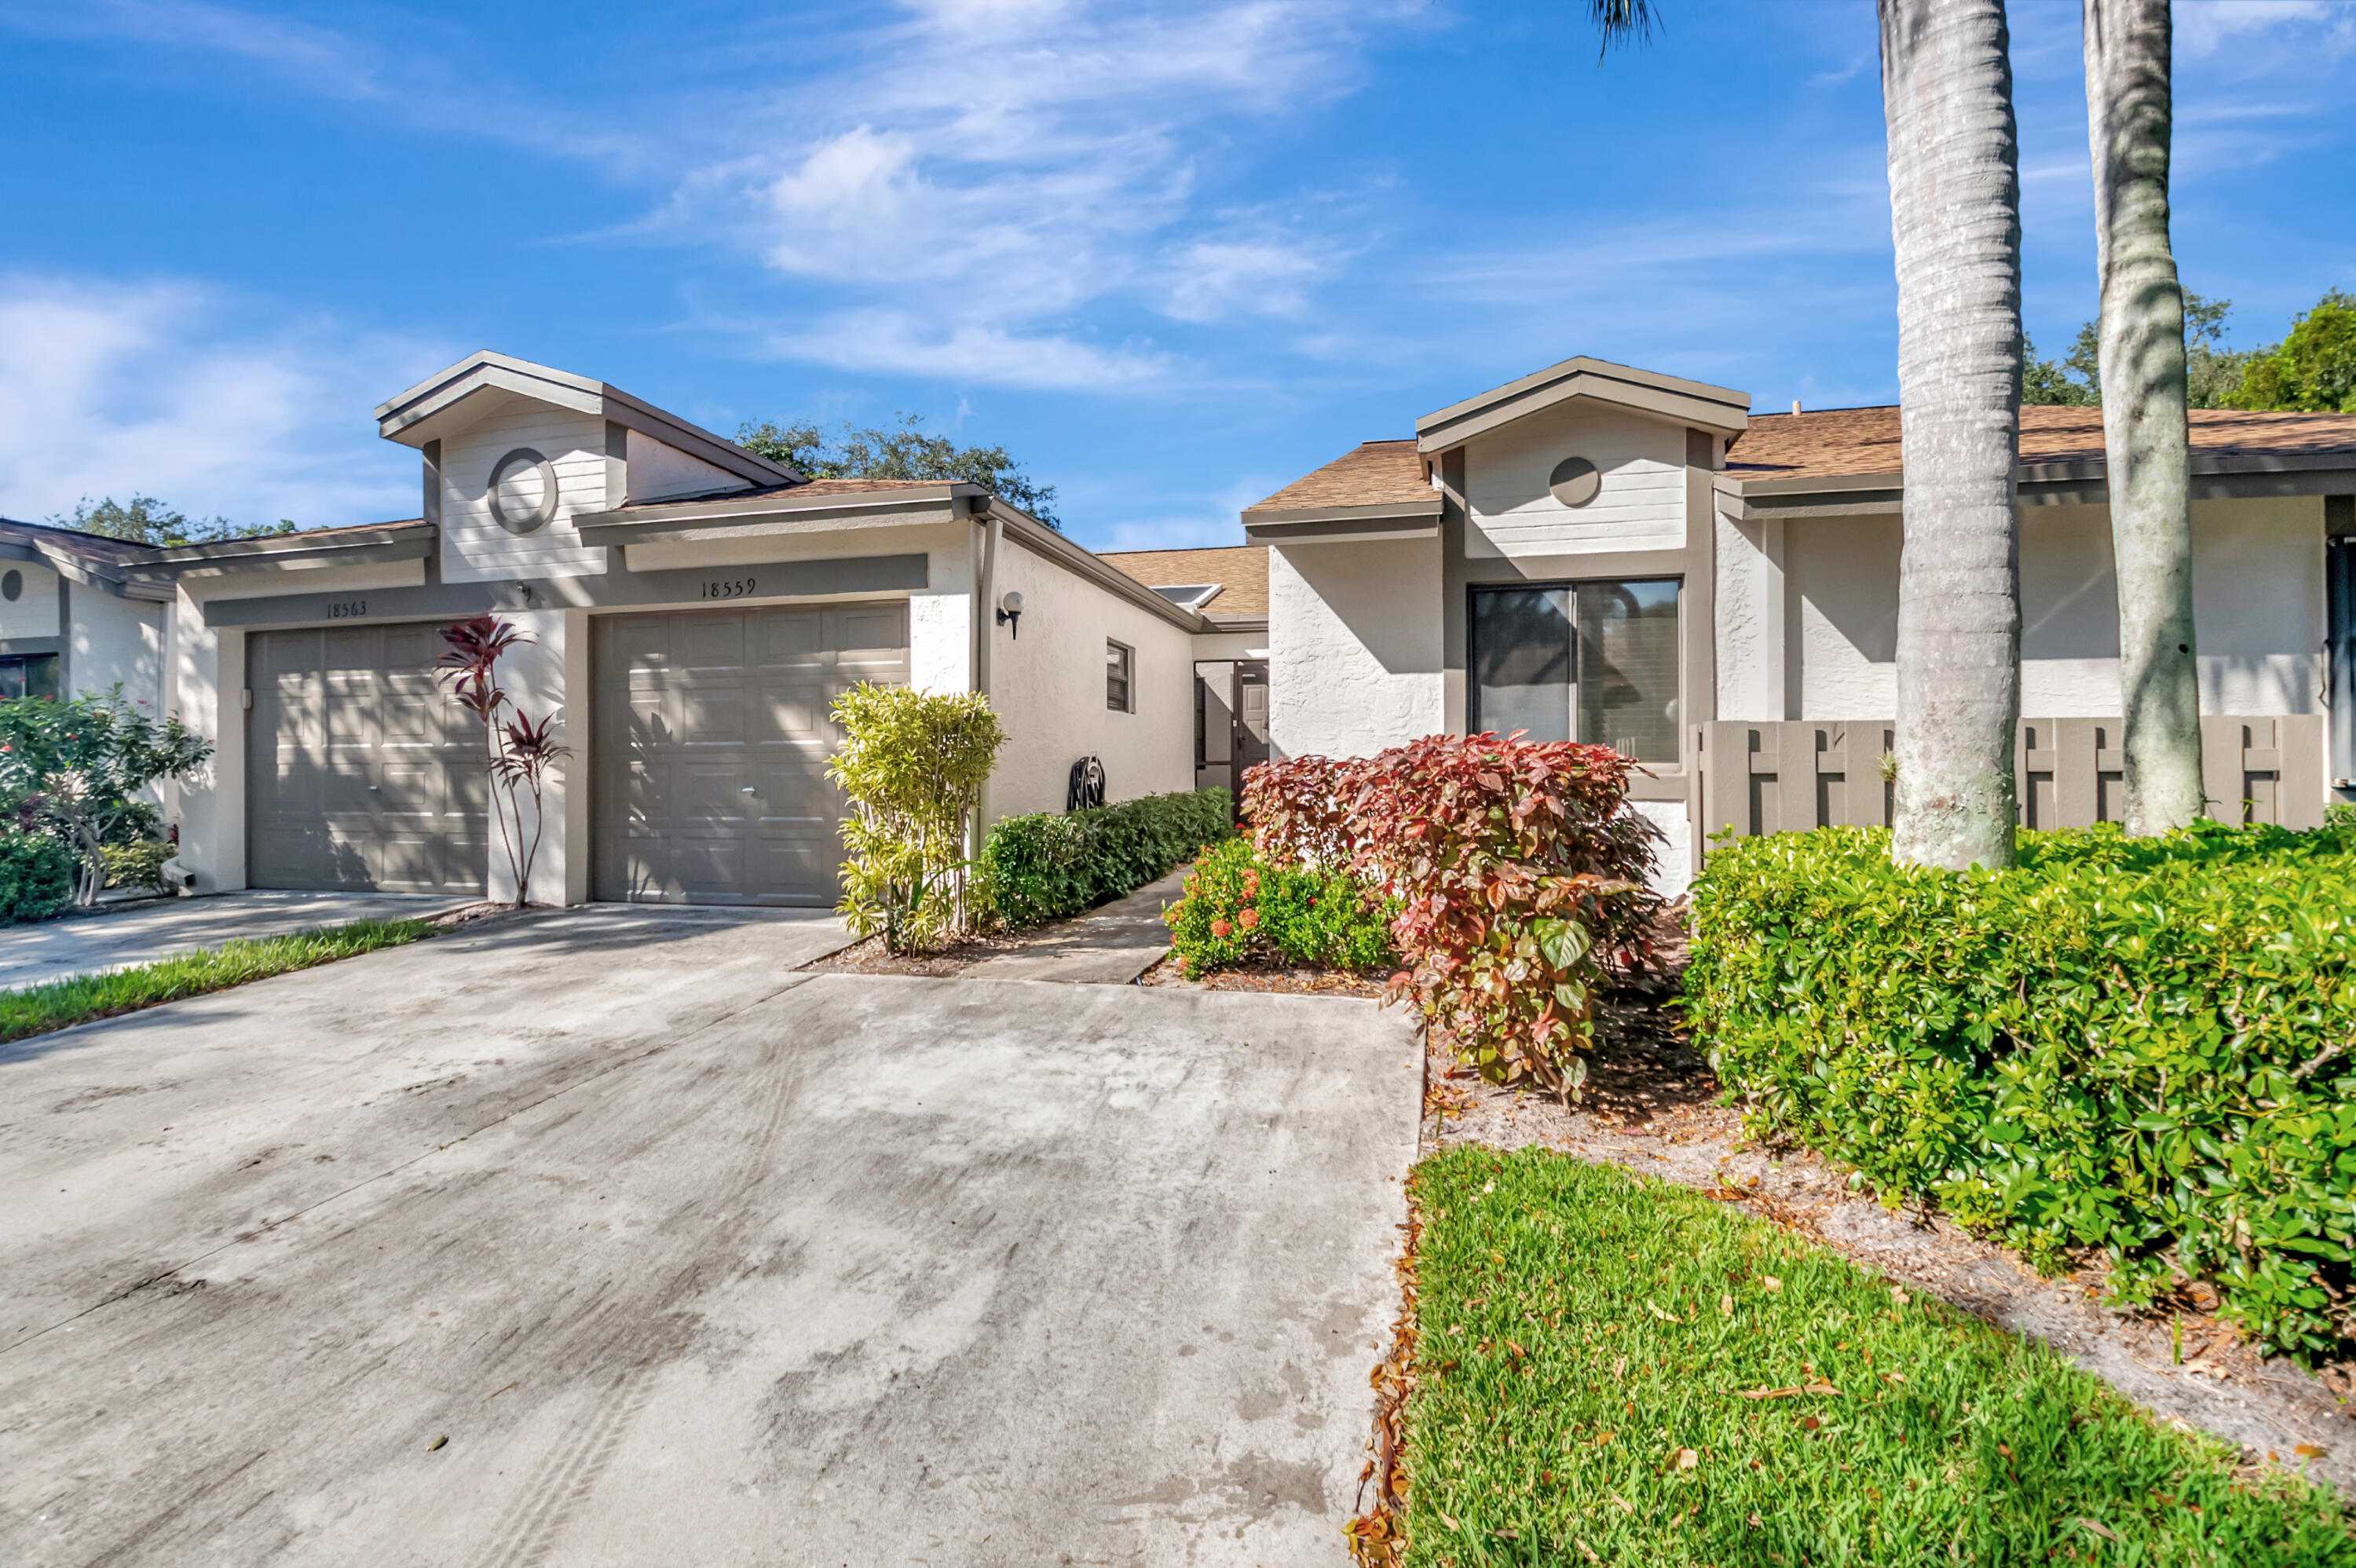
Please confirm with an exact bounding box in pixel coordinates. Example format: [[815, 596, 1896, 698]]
[[1416, 354, 1750, 455], [373, 351, 798, 492]]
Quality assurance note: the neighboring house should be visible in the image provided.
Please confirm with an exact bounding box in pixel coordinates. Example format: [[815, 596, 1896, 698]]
[[1233, 356, 2356, 894], [1098, 544, 1269, 797], [0, 519, 173, 708], [101, 352, 1205, 905]]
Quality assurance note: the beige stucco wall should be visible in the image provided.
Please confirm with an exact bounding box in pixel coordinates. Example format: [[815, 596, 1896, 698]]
[[986, 536, 1195, 823], [1268, 539, 1443, 760], [1780, 495, 2325, 720], [71, 587, 166, 710], [1465, 404, 1687, 558]]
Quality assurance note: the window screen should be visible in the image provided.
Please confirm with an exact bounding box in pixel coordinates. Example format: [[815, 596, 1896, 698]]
[[1469, 580, 1679, 762], [1471, 587, 1574, 743], [1107, 639, 1133, 712], [1576, 580, 1680, 762]]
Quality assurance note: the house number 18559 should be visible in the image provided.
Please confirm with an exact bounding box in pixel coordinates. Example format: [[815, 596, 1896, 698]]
[[701, 578, 756, 600]]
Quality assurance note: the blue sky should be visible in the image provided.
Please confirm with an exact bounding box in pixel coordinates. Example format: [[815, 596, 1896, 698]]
[[1, 0, 2349, 553]]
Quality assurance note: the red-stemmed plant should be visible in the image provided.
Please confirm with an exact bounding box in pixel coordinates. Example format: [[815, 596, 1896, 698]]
[[1242, 733, 1663, 1096], [437, 615, 569, 905]]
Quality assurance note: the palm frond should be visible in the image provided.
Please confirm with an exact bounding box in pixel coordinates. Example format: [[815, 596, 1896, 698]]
[[1586, 0, 1660, 59]]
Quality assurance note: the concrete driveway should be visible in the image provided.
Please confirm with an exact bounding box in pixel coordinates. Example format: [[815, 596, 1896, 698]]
[[0, 890, 467, 990], [0, 905, 1420, 1566]]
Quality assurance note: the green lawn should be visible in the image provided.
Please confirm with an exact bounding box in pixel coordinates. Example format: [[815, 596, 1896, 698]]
[[1394, 1146, 2355, 1566], [0, 918, 439, 1045]]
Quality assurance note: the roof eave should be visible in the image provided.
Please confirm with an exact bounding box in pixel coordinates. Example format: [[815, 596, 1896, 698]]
[[118, 524, 437, 584], [1718, 450, 2356, 519], [575, 484, 980, 546], [988, 503, 1208, 634], [1243, 498, 1443, 545]]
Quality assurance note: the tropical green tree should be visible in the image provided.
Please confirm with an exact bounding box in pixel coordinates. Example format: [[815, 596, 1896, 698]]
[[2084, 0, 2203, 835], [0, 687, 211, 907], [2024, 292, 2248, 408], [737, 415, 1062, 529], [2229, 289, 2356, 413], [1880, 0, 2026, 872], [48, 495, 296, 547]]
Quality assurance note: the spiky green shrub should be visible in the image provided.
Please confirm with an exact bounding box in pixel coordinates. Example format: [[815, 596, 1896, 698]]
[[827, 683, 1005, 952], [1685, 820, 2356, 1357]]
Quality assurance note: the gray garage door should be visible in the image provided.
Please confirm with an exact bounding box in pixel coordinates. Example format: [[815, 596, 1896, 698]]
[[592, 602, 909, 905], [246, 623, 489, 894]]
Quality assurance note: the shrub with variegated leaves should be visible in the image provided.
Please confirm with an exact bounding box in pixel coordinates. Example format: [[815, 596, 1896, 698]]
[[1243, 734, 1662, 1095]]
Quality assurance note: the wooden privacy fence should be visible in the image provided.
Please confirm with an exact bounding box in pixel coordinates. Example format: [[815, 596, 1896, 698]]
[[1693, 715, 2327, 850]]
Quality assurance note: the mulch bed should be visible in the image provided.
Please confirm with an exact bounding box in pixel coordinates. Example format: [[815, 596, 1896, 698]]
[[1136, 953, 1388, 997], [804, 931, 1037, 977]]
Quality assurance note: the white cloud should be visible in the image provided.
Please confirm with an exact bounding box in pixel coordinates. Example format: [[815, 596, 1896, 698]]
[[765, 310, 1173, 393], [2176, 1, 2356, 58], [0, 276, 441, 530], [1163, 239, 1324, 323], [679, 1, 1401, 386]]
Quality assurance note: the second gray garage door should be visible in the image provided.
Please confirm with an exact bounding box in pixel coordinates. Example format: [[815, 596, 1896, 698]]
[[592, 602, 909, 905], [246, 623, 489, 894]]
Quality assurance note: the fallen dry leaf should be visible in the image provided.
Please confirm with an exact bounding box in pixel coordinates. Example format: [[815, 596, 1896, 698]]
[[1733, 1386, 1807, 1401], [1575, 1539, 1601, 1565], [2074, 1519, 2119, 1542], [2296, 1443, 2329, 1460], [1610, 1493, 1635, 1514], [1721, 1293, 1733, 1318], [1762, 1275, 1783, 1294], [1670, 1447, 1699, 1471], [1647, 1301, 1679, 1323]]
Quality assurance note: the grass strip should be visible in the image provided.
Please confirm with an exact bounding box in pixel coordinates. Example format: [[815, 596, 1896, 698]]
[[1395, 1146, 2356, 1566], [0, 918, 438, 1045]]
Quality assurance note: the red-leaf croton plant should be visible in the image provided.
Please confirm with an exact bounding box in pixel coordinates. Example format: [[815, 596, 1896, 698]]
[[1242, 734, 1662, 1095]]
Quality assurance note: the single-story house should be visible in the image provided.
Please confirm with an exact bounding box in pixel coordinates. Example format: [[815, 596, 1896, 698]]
[[0, 518, 173, 707], [1198, 355, 2356, 894], [94, 352, 1207, 905], [1097, 544, 1269, 798]]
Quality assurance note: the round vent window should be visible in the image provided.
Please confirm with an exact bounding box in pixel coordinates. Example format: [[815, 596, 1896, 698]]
[[1548, 455, 1601, 508], [488, 448, 561, 535], [0, 569, 20, 602]]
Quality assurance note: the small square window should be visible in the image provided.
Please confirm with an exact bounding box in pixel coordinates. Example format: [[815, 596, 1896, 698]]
[[1107, 639, 1134, 712]]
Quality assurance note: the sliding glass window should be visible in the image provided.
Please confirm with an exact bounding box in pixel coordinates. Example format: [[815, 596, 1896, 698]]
[[1469, 579, 1680, 762]]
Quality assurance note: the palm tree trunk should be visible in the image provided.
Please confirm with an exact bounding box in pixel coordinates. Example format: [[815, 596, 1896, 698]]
[[1880, 0, 2025, 870], [2086, 0, 2202, 833]]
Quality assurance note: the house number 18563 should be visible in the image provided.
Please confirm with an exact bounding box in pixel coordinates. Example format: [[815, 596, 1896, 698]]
[[701, 578, 756, 599], [327, 599, 368, 619]]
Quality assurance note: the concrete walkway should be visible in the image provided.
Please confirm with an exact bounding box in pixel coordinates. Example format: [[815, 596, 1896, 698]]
[[960, 867, 1187, 983], [0, 889, 470, 990], [0, 902, 1421, 1566]]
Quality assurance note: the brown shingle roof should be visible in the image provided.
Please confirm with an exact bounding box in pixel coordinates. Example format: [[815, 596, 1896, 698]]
[[1245, 440, 1429, 514], [1727, 404, 2356, 484], [1099, 544, 1268, 617]]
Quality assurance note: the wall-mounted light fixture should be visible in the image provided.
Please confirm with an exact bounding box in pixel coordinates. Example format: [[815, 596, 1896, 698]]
[[996, 590, 1025, 638]]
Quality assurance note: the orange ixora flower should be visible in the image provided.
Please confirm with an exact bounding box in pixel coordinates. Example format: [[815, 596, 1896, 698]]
[[1238, 907, 1260, 932], [1209, 918, 1232, 938]]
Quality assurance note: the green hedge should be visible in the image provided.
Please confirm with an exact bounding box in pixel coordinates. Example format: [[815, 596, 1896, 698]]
[[1161, 835, 1398, 978], [0, 832, 75, 925], [1684, 821, 2356, 1358], [982, 788, 1231, 927]]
